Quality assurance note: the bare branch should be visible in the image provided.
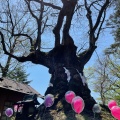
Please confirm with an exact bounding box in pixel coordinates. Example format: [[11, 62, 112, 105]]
[[96, 10, 106, 40], [12, 33, 33, 46], [92, 0, 110, 32], [41, 16, 48, 34], [84, 0, 110, 46], [78, 45, 97, 66], [34, 0, 44, 50], [28, 0, 61, 10], [84, 0, 93, 32], [7, 0, 14, 35], [0, 31, 50, 68], [0, 31, 19, 61], [25, 0, 38, 21]]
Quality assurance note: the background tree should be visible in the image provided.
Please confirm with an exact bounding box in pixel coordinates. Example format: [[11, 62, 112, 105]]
[[102, 0, 120, 104], [0, 0, 31, 84], [87, 55, 120, 105], [0, 41, 31, 84], [7, 64, 31, 84], [0, 0, 111, 113], [105, 0, 120, 55]]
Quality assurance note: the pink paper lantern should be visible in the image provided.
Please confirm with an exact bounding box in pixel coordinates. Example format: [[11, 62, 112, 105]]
[[108, 100, 117, 110], [71, 96, 85, 114], [111, 106, 120, 119], [14, 105, 18, 112], [65, 91, 76, 104], [14, 105, 23, 112]]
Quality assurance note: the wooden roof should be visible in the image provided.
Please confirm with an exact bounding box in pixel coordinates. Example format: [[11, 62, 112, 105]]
[[0, 77, 44, 99]]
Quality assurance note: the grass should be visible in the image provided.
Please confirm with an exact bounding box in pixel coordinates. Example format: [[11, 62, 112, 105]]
[[40, 108, 116, 120], [10, 105, 116, 120]]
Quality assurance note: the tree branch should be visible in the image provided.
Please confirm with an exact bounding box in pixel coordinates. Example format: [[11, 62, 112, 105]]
[[79, 0, 110, 66], [92, 0, 110, 32], [84, 0, 93, 32], [0, 31, 19, 61], [0, 31, 50, 68], [96, 10, 106, 40], [7, 0, 14, 35], [53, 0, 77, 46], [78, 45, 97, 66], [84, 0, 110, 46], [12, 33, 33, 47], [25, 0, 38, 21], [35, 0, 44, 50], [28, 0, 61, 10]]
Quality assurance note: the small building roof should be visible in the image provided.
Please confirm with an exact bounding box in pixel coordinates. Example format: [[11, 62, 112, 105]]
[[0, 77, 44, 99]]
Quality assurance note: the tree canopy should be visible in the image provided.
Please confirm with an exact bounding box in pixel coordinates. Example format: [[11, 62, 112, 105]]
[[0, 0, 111, 67], [87, 54, 120, 105], [105, 0, 120, 55]]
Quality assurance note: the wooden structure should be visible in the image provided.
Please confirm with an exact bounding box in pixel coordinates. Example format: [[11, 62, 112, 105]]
[[0, 77, 43, 120]]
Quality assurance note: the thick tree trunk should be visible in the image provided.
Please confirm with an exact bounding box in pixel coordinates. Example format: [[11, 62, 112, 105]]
[[44, 44, 96, 112]]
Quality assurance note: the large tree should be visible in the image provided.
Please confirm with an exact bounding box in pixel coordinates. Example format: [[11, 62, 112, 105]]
[[0, 0, 111, 112]]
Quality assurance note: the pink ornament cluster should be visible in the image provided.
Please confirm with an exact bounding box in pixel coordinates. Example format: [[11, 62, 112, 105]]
[[108, 100, 120, 120], [65, 91, 85, 114], [14, 104, 23, 112]]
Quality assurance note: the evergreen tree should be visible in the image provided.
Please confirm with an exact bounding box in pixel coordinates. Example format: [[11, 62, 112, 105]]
[[7, 65, 31, 84], [105, 1, 120, 55]]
